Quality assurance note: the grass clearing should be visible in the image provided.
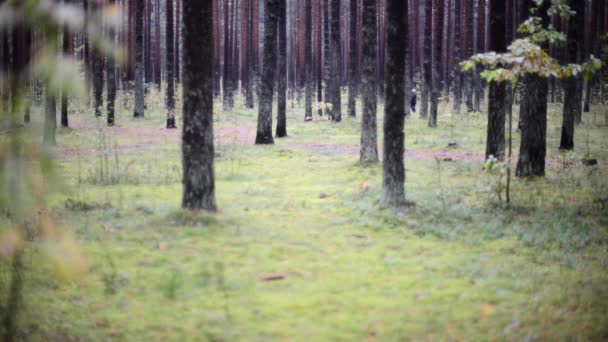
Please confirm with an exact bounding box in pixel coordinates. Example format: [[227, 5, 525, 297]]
[[4, 92, 608, 340]]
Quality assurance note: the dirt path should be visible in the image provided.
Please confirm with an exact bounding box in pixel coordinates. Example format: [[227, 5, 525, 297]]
[[58, 119, 604, 168]]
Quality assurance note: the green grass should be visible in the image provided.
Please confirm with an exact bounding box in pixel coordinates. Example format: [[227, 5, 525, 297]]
[[4, 89, 608, 341]]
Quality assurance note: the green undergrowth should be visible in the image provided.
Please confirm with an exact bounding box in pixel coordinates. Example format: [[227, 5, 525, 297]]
[[4, 95, 608, 341]]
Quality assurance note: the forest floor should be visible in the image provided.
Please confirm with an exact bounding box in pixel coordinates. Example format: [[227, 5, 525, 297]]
[[10, 93, 608, 341]]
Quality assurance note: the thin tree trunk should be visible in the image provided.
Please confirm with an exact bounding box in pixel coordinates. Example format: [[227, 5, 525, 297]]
[[44, 90, 57, 146], [347, 0, 358, 117], [452, 0, 462, 114], [381, 0, 407, 206], [421, 0, 431, 119], [61, 23, 70, 127], [276, 0, 288, 136], [304, 0, 313, 120], [107, 0, 117, 127], [255, 0, 279, 144], [486, 0, 507, 160], [181, 0, 216, 211], [323, 0, 330, 116], [166, 0, 177, 128], [559, 0, 584, 149], [223, 0, 234, 110], [329, 0, 342, 121], [133, 0, 145, 117], [428, 0, 443, 127], [360, 0, 378, 163]]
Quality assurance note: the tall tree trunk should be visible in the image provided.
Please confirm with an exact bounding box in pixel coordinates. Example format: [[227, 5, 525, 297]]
[[347, 0, 358, 117], [61, 23, 70, 127], [428, 0, 443, 127], [166, 0, 177, 128], [181, 0, 217, 211], [304, 0, 313, 120], [421, 0, 431, 119], [516, 75, 547, 177], [323, 0, 330, 116], [133, 0, 145, 117], [223, 0, 234, 110], [276, 0, 288, 136], [44, 90, 56, 146], [145, 0, 152, 84], [452, 0, 462, 114], [175, 0, 181, 84], [559, 0, 584, 149], [360, 0, 378, 163], [381, 0, 407, 205], [329, 0, 342, 121], [255, 0, 279, 144], [464, 0, 474, 112], [316, 0, 323, 116], [107, 0, 117, 126], [92, 11, 104, 119], [485, 0, 507, 160], [154, 0, 161, 89]]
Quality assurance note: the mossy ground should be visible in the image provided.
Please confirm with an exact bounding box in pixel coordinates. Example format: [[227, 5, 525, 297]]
[[5, 90, 608, 341]]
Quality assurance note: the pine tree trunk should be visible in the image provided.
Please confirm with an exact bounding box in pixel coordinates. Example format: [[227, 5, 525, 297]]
[[516, 75, 547, 177], [329, 0, 341, 121], [145, 0, 152, 84], [360, 0, 378, 164], [485, 0, 507, 160], [92, 32, 104, 117], [464, 0, 474, 112], [107, 2, 117, 127], [255, 0, 278, 144], [133, 0, 145, 117], [166, 0, 177, 128], [381, 0, 407, 206], [175, 0, 181, 84], [559, 0, 584, 149], [276, 0, 288, 136], [428, 0, 443, 127], [44, 90, 56, 146], [61, 25, 70, 127], [347, 0, 358, 117], [304, 0, 313, 120], [223, 0, 234, 110], [181, 0, 217, 211], [452, 0, 462, 114], [154, 0, 161, 89], [323, 0, 330, 116], [421, 0, 431, 119]]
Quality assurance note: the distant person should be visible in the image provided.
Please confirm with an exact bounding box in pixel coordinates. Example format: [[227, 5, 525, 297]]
[[410, 88, 417, 114]]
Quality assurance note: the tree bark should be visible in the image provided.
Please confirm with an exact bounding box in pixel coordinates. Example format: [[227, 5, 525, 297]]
[[166, 0, 177, 128], [181, 0, 217, 211], [276, 0, 288, 136], [329, 0, 342, 121], [420, 0, 431, 119], [485, 0, 507, 160], [347, 0, 358, 117], [452, 0, 462, 114], [516, 75, 547, 177], [107, 0, 117, 127], [304, 0, 313, 120], [255, 0, 278, 144], [133, 0, 145, 117], [61, 23, 70, 127], [360, 0, 378, 163], [223, 0, 234, 110], [381, 0, 407, 205], [559, 0, 584, 149], [428, 0, 443, 127], [44, 90, 57, 146], [464, 0, 474, 112]]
